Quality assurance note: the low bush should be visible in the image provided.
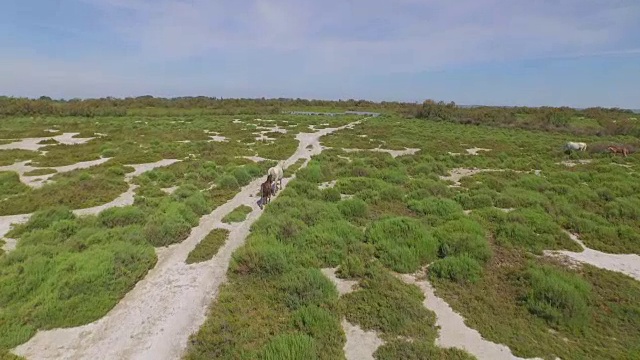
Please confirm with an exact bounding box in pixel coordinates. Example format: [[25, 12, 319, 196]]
[[98, 206, 147, 228], [365, 217, 437, 273], [521, 264, 592, 331], [429, 255, 483, 283], [185, 228, 230, 264], [258, 333, 318, 360], [222, 205, 252, 223]]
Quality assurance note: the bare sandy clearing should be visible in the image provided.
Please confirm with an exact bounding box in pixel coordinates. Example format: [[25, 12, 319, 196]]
[[1, 237, 17, 252], [466, 147, 492, 155], [342, 147, 420, 158], [440, 168, 505, 187], [545, 231, 640, 281], [0, 132, 94, 152], [161, 186, 179, 195], [240, 155, 271, 163], [342, 320, 385, 360], [557, 160, 592, 167], [321, 268, 358, 296], [0, 158, 111, 188], [12, 119, 368, 360], [399, 270, 542, 360]]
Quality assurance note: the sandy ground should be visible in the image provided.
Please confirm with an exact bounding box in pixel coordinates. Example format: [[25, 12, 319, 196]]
[[466, 147, 492, 155], [0, 133, 95, 152], [557, 160, 592, 167], [400, 270, 542, 360], [440, 168, 506, 187], [318, 180, 337, 190], [545, 231, 640, 281], [342, 147, 420, 158], [0, 158, 111, 188], [240, 155, 271, 163], [12, 119, 367, 360]]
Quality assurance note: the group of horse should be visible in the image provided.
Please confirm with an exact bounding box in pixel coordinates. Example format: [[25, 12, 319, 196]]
[[564, 141, 630, 157], [258, 163, 284, 209]]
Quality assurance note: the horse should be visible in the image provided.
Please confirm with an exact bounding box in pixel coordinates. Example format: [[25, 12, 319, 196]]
[[268, 162, 284, 192], [259, 174, 273, 209], [608, 146, 629, 157], [564, 141, 587, 152]]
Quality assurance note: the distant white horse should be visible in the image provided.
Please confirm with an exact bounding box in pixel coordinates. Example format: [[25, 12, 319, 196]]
[[268, 161, 284, 191], [564, 141, 587, 152]]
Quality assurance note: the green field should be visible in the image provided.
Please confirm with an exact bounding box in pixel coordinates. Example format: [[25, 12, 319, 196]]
[[1, 98, 639, 360]]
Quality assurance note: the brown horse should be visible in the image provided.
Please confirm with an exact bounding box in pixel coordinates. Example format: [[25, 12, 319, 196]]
[[608, 146, 629, 157], [259, 174, 273, 209]]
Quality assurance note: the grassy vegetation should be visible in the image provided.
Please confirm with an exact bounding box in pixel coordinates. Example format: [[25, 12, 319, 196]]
[[186, 229, 230, 264], [2, 107, 639, 359], [0, 112, 362, 354], [222, 205, 253, 224], [187, 112, 639, 360]]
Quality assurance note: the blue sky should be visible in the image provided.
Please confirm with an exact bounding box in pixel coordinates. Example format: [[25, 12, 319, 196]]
[[1, 0, 639, 108]]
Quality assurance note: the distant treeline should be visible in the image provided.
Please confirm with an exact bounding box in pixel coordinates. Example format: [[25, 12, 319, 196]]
[[1, 95, 637, 136], [0, 96, 414, 117], [415, 100, 639, 137]]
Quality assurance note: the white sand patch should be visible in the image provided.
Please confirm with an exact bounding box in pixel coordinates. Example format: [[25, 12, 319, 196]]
[[176, 140, 191, 143], [341, 194, 354, 200], [94, 133, 107, 137], [1, 237, 18, 252], [342, 147, 420, 158], [399, 270, 541, 360], [557, 160, 592, 167], [255, 133, 276, 142], [232, 119, 243, 124], [321, 268, 358, 296], [440, 168, 506, 187], [545, 231, 640, 281], [0, 158, 112, 188], [338, 155, 352, 163], [318, 180, 337, 190], [466, 148, 492, 156], [208, 135, 228, 142], [342, 319, 385, 360], [0, 133, 94, 152], [45, 129, 60, 133], [0, 214, 31, 239], [161, 186, 179, 195], [448, 152, 463, 156], [240, 156, 270, 163], [12, 117, 372, 360]]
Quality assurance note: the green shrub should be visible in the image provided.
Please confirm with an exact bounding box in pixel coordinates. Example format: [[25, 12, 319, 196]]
[[341, 268, 436, 339], [222, 205, 252, 223], [521, 264, 592, 331], [0, 172, 29, 198], [143, 202, 197, 247], [337, 255, 368, 279], [232, 167, 252, 186], [279, 268, 338, 310], [295, 220, 364, 267], [433, 218, 492, 262], [297, 165, 324, 183], [9, 206, 75, 237], [258, 333, 318, 360], [321, 187, 341, 202], [218, 174, 239, 189], [374, 340, 476, 360], [98, 206, 147, 228], [337, 198, 368, 220], [229, 239, 293, 277], [407, 197, 463, 225], [429, 255, 483, 283], [185, 228, 229, 264], [291, 305, 344, 359], [365, 217, 437, 273]]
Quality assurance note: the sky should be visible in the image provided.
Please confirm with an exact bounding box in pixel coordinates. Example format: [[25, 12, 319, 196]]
[[1, 0, 639, 108]]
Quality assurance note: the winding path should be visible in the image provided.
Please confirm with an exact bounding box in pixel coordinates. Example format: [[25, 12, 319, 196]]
[[12, 119, 365, 360]]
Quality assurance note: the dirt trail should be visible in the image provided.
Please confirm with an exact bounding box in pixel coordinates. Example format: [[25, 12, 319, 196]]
[[0, 158, 111, 188], [545, 231, 640, 281], [400, 271, 542, 360], [12, 119, 365, 360]]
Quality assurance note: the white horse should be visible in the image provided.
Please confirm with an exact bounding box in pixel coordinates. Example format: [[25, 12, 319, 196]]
[[564, 141, 587, 152], [268, 161, 284, 191]]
